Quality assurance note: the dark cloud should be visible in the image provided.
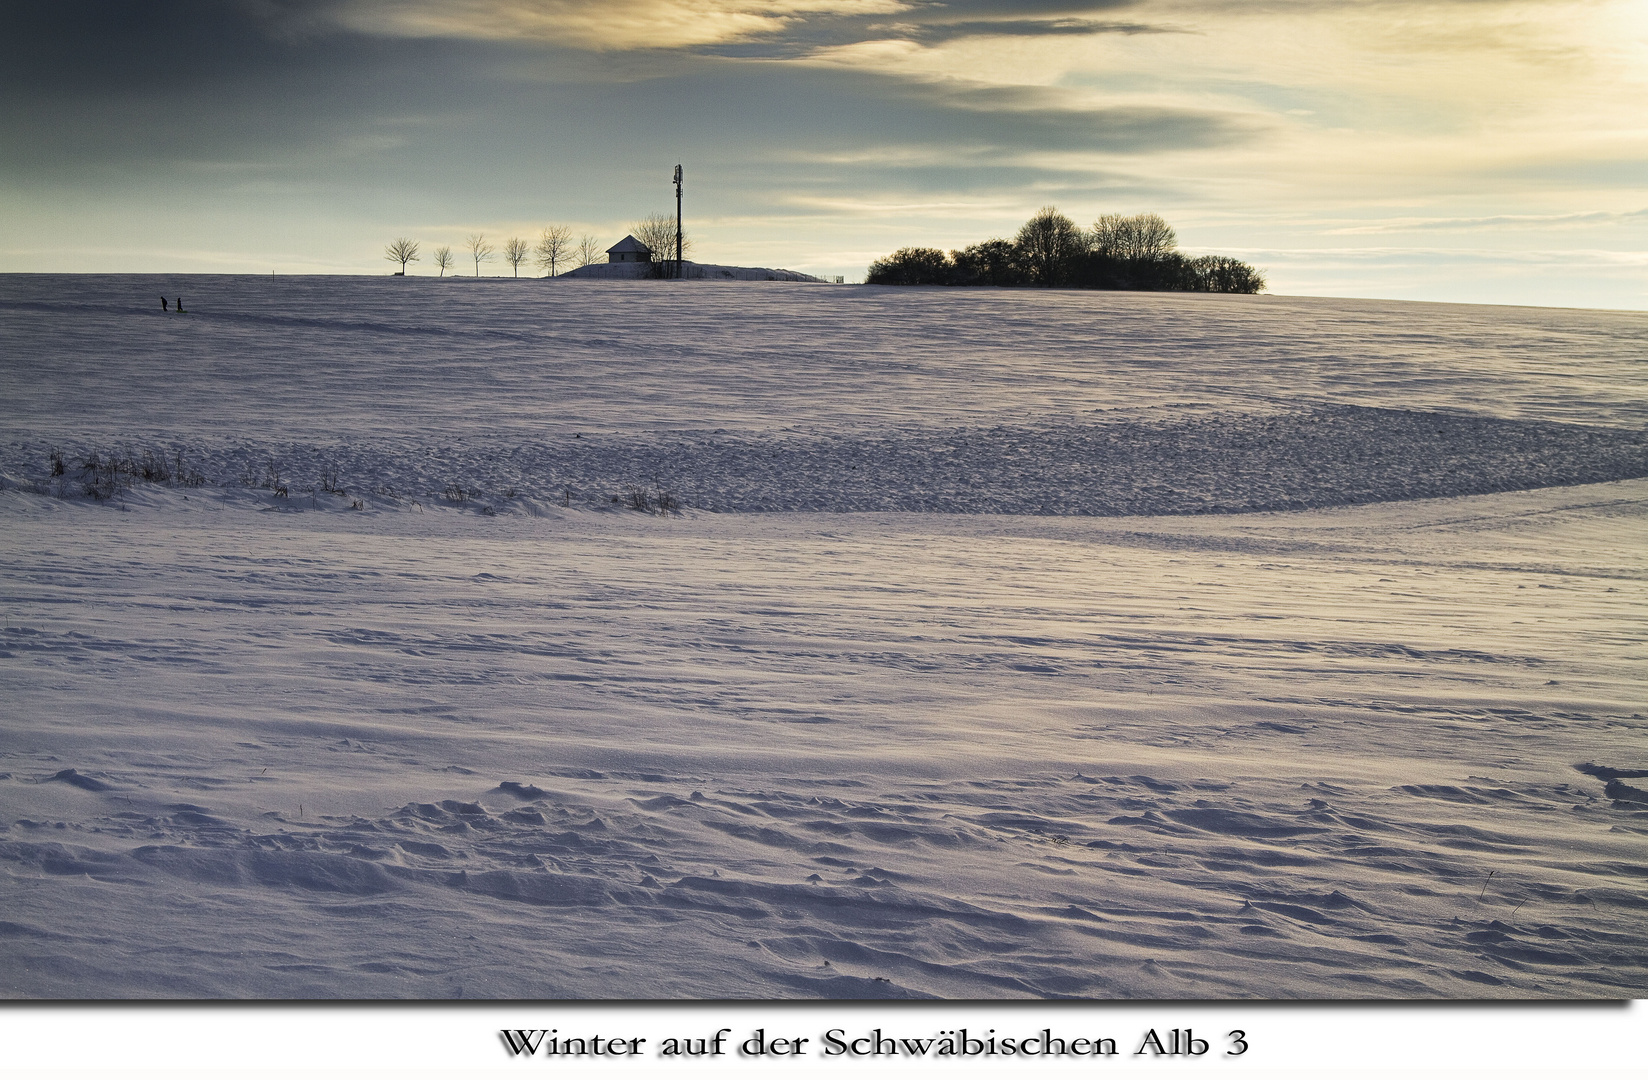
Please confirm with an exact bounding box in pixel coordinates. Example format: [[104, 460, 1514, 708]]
[[1, 1, 1247, 186], [738, 156, 1188, 219], [883, 0, 1173, 43], [1, 2, 321, 96], [687, 1, 1169, 57], [0, 2, 1166, 104], [852, 76, 1251, 153], [910, 19, 1173, 40], [0, 3, 466, 185], [900, 1, 1141, 13], [701, 19, 1172, 58]]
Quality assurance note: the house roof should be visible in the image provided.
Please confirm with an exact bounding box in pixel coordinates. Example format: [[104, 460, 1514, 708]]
[[607, 235, 652, 255]]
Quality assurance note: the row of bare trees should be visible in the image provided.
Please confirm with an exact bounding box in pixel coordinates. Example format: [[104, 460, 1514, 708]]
[[381, 228, 608, 278], [384, 211, 695, 279]]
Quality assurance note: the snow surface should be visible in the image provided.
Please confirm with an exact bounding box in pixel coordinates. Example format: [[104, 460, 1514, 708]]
[[563, 260, 825, 281], [1, 274, 1645, 999]]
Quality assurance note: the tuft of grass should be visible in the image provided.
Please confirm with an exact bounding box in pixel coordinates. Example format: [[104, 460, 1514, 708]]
[[79, 452, 120, 500], [172, 450, 205, 487], [620, 482, 681, 515], [67, 446, 205, 499], [135, 449, 170, 483]]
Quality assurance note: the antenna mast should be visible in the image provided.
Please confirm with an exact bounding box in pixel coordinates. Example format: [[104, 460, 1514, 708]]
[[673, 164, 683, 281]]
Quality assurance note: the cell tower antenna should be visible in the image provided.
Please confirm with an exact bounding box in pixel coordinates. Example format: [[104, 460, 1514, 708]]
[[673, 164, 684, 281]]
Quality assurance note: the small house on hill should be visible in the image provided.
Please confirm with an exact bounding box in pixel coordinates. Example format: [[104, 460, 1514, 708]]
[[607, 235, 652, 264]]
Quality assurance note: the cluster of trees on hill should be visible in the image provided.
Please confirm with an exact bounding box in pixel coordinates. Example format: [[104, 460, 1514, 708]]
[[867, 207, 1264, 293], [382, 214, 690, 278]]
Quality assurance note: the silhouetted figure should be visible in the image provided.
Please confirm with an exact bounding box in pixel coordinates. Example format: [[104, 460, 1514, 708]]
[[175, 297, 185, 313], [160, 296, 168, 312]]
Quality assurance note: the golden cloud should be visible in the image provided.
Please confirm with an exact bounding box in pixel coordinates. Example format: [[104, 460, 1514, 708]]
[[327, 0, 909, 51]]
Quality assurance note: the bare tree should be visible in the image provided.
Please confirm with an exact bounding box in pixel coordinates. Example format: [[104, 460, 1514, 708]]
[[537, 224, 576, 277], [466, 233, 495, 277], [384, 237, 420, 274], [504, 237, 529, 277], [1092, 213, 1177, 261], [432, 245, 453, 277], [535, 224, 572, 277], [575, 234, 602, 268], [1014, 206, 1085, 286], [1090, 214, 1126, 259], [1132, 214, 1177, 260], [631, 213, 692, 264]]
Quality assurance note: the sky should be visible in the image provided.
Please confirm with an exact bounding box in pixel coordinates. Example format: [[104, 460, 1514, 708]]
[[1, 0, 1645, 307]]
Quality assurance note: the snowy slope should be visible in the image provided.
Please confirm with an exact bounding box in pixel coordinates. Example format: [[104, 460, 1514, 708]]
[[4, 275, 1645, 519], [1, 275, 1644, 999]]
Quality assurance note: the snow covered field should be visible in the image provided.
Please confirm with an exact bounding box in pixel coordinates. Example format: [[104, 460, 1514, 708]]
[[1, 275, 1645, 999]]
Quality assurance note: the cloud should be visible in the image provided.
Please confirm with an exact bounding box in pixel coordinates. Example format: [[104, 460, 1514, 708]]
[[268, 0, 1183, 55], [1243, 244, 1648, 269], [906, 19, 1177, 41], [314, 0, 910, 51], [1328, 209, 1648, 233], [6, 0, 1645, 310]]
